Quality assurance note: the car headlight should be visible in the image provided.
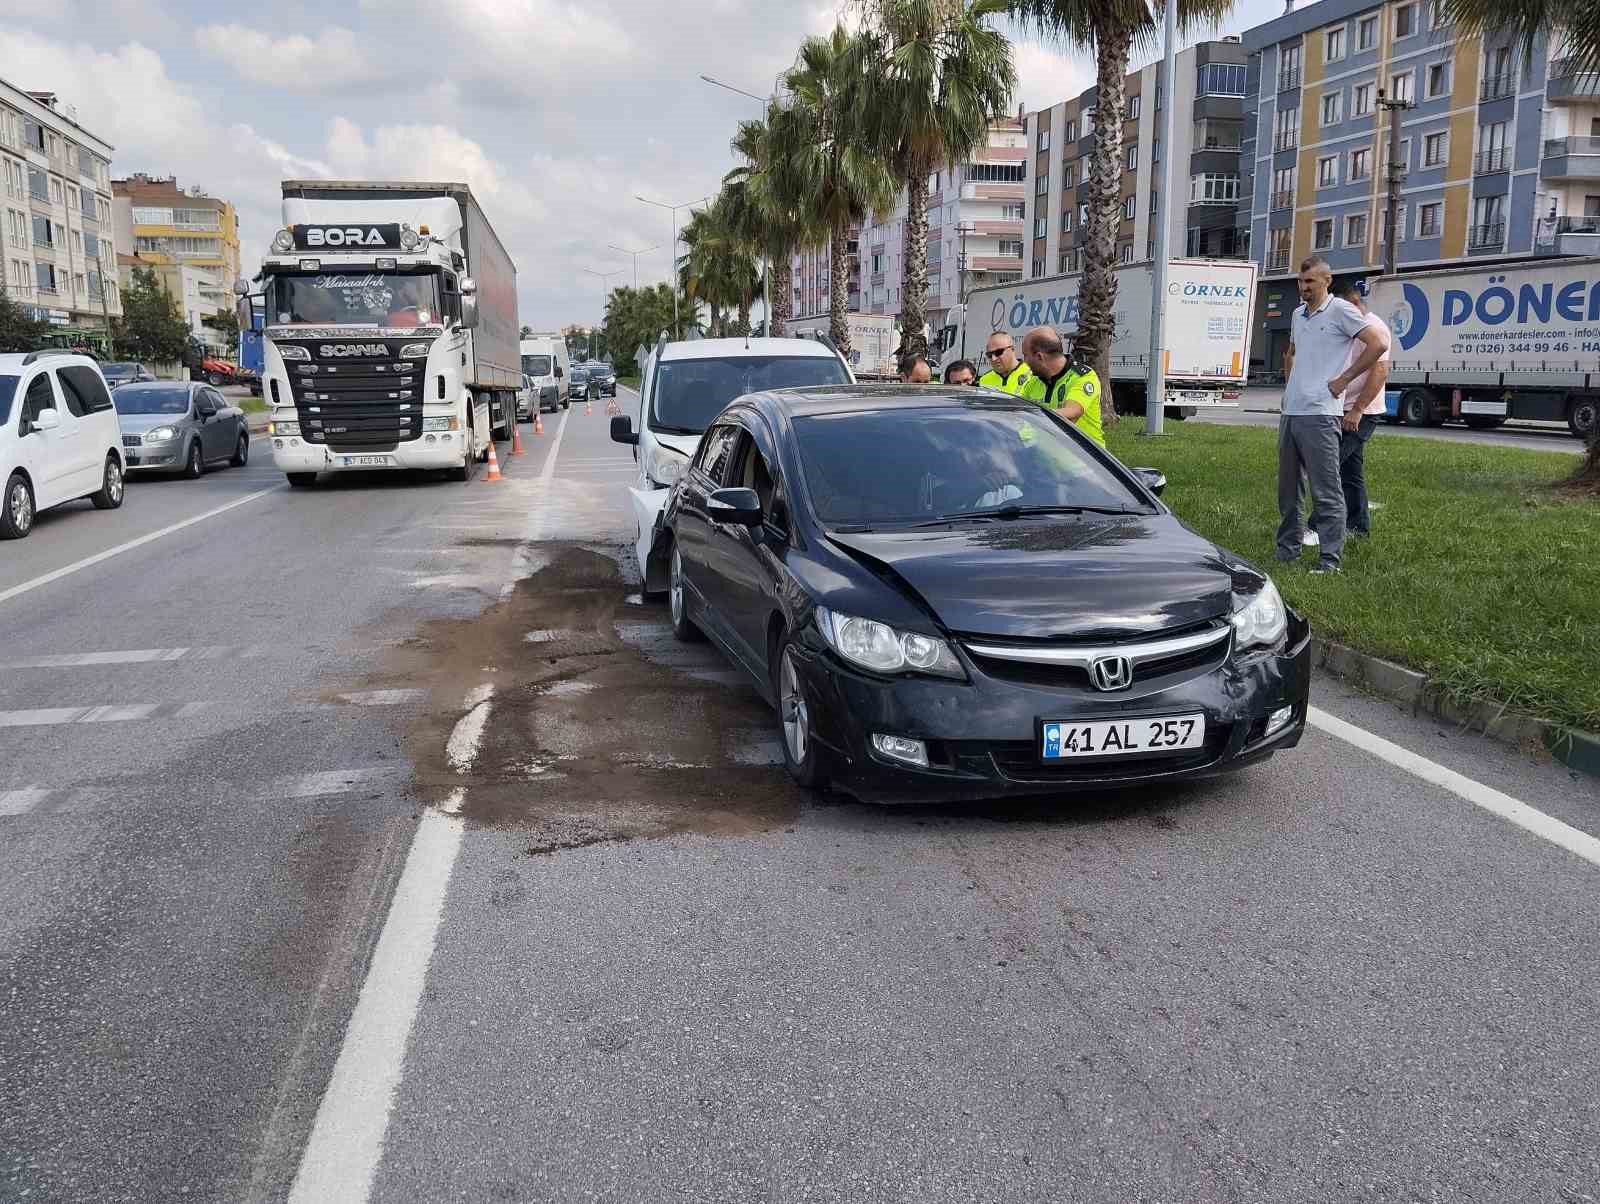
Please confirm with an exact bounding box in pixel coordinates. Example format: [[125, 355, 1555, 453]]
[[272, 228, 295, 252], [399, 225, 419, 250], [647, 446, 685, 489], [143, 425, 178, 442], [399, 342, 431, 359], [422, 416, 460, 432], [277, 345, 310, 361], [814, 606, 965, 679], [1230, 579, 1287, 651]]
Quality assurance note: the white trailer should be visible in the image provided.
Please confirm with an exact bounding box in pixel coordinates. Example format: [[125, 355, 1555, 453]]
[[247, 180, 519, 486], [936, 259, 1257, 416], [788, 313, 899, 379], [1367, 257, 1600, 438]]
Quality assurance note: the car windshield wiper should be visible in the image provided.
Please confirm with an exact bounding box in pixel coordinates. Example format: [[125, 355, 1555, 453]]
[[913, 504, 1145, 526], [650, 424, 702, 436]]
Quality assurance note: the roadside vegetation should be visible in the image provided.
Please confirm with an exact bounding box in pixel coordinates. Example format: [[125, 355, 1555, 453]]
[[1105, 420, 1600, 732]]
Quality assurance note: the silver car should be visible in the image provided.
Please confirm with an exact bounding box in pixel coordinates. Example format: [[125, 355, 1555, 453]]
[[113, 381, 250, 477]]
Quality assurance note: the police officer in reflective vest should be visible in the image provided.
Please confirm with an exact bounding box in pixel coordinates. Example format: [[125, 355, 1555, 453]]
[[1020, 325, 1105, 447], [977, 331, 1033, 394]]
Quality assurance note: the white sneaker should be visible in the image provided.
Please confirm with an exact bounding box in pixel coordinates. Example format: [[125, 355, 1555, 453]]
[[1301, 529, 1320, 547]]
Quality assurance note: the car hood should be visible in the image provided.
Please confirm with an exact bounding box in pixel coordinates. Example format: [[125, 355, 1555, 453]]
[[827, 515, 1243, 641], [116, 412, 192, 432]]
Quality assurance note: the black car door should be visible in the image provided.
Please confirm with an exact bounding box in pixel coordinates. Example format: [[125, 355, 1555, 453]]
[[711, 426, 787, 675], [675, 424, 739, 634]]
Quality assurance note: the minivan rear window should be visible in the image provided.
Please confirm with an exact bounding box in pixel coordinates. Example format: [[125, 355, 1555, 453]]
[[0, 375, 17, 426], [650, 355, 849, 434]]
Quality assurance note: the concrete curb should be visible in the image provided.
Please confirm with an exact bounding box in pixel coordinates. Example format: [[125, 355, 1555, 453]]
[[1310, 637, 1600, 780]]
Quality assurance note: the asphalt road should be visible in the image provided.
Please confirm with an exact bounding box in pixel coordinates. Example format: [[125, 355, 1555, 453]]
[[3, 387, 1599, 1202]]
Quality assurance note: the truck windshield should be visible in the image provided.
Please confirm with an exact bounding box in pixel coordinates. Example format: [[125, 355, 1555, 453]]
[[650, 355, 850, 434], [522, 355, 552, 375], [270, 272, 441, 327]]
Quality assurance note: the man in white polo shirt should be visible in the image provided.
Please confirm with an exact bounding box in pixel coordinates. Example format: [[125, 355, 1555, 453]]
[[1278, 256, 1387, 572]]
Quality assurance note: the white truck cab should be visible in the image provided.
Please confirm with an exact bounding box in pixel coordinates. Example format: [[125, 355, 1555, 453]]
[[519, 336, 570, 413]]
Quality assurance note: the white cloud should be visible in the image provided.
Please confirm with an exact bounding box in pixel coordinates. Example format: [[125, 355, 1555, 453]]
[[193, 24, 383, 90], [1011, 41, 1098, 115]]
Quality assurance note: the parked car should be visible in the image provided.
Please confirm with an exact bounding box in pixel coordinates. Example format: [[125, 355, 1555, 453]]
[[584, 361, 616, 397], [520, 336, 570, 412], [516, 374, 533, 420], [113, 381, 250, 477], [100, 362, 157, 389], [568, 364, 590, 402], [656, 384, 1311, 803], [0, 351, 125, 539]]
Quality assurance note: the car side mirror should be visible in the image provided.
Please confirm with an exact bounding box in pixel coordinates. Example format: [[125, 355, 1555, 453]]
[[32, 407, 60, 432], [708, 487, 764, 526], [555, 366, 563, 378], [1133, 467, 1167, 496], [610, 415, 638, 445]]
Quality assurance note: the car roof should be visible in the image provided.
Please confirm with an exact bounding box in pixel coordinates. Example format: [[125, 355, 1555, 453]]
[[739, 382, 1036, 419], [0, 351, 101, 372], [117, 379, 191, 389], [658, 337, 839, 363]]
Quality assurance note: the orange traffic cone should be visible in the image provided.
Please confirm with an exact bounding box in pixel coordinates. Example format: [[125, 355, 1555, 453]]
[[534, 413, 545, 436], [511, 420, 524, 456], [585, 397, 593, 416], [484, 439, 503, 482]]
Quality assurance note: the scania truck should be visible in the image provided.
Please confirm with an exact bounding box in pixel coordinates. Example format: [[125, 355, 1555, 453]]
[[935, 259, 1257, 417], [241, 180, 520, 486], [1367, 257, 1600, 439]]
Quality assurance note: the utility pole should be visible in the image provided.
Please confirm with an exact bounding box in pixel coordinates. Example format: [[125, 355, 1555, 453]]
[[700, 74, 773, 331], [581, 267, 624, 361], [608, 242, 661, 290], [636, 194, 710, 338], [1143, 0, 1179, 437], [1377, 88, 1413, 276], [956, 222, 974, 304]]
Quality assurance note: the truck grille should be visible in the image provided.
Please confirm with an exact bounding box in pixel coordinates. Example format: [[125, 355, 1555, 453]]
[[280, 339, 426, 447]]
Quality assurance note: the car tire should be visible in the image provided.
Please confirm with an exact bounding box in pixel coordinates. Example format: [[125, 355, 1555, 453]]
[[1569, 398, 1598, 440], [183, 440, 205, 479], [773, 637, 828, 791], [286, 472, 318, 488], [90, 455, 124, 510], [230, 431, 250, 467], [668, 543, 702, 642], [1, 471, 34, 539]]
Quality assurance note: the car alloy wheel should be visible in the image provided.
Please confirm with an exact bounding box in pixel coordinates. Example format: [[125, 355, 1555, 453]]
[[185, 442, 204, 478], [3, 474, 33, 538], [668, 544, 699, 641], [780, 649, 809, 766], [231, 433, 249, 467], [91, 456, 124, 510]]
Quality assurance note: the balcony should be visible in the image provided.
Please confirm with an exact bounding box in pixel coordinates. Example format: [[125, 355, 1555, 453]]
[[1547, 59, 1600, 104], [1277, 67, 1301, 92], [1477, 73, 1514, 102], [1542, 136, 1600, 181], [1473, 147, 1509, 175], [1273, 131, 1299, 152], [971, 254, 1023, 272], [971, 219, 1024, 236], [1468, 221, 1506, 250], [1553, 215, 1600, 255], [1271, 189, 1294, 210], [1267, 250, 1290, 273]]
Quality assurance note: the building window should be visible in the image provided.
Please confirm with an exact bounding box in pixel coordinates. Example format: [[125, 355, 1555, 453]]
[[1062, 164, 1075, 189], [1344, 213, 1368, 246], [1080, 202, 1090, 225], [1037, 127, 1051, 151], [1062, 208, 1074, 232], [1382, 137, 1412, 174], [31, 214, 52, 247], [1317, 155, 1339, 187], [1035, 171, 1049, 197], [1274, 106, 1300, 151], [1155, 83, 1163, 110], [1326, 26, 1347, 62], [1476, 123, 1507, 173], [1129, 95, 1142, 120], [1190, 173, 1240, 204], [1122, 195, 1137, 220], [1268, 226, 1292, 272], [1271, 165, 1297, 209], [1126, 144, 1138, 171], [1471, 195, 1505, 247], [965, 162, 1025, 183], [1422, 131, 1448, 167], [1353, 82, 1375, 117], [1426, 61, 1451, 98], [1031, 256, 1045, 277], [1118, 242, 1134, 263], [1313, 218, 1334, 249], [1417, 201, 1442, 237], [1002, 203, 1025, 219], [1064, 120, 1077, 142], [1151, 191, 1160, 214], [998, 240, 1024, 257], [1395, 3, 1416, 38], [1033, 215, 1048, 237], [1084, 109, 1096, 134], [1152, 138, 1161, 162], [1358, 14, 1378, 50], [1321, 92, 1343, 126], [1350, 146, 1372, 180], [1429, 0, 1450, 29], [1058, 251, 1072, 273], [1196, 63, 1247, 96], [1379, 203, 1408, 245], [1279, 43, 1302, 90], [1390, 71, 1413, 104], [35, 261, 57, 293]]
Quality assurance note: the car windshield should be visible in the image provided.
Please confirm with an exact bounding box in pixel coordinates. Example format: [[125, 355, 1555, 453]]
[[101, 363, 138, 381], [0, 375, 16, 426], [269, 272, 441, 327], [651, 355, 849, 434], [114, 385, 191, 415], [571, 367, 589, 379], [522, 354, 552, 375], [791, 406, 1148, 529]]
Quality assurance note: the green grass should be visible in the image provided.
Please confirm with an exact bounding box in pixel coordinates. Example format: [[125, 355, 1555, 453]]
[[617, 373, 641, 391], [1104, 418, 1600, 732], [236, 396, 267, 414]]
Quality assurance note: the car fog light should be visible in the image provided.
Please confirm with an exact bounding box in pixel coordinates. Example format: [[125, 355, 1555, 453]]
[[1265, 705, 1295, 737], [273, 438, 283, 449], [442, 433, 452, 443], [872, 733, 929, 769], [425, 434, 436, 444], [290, 437, 300, 447]]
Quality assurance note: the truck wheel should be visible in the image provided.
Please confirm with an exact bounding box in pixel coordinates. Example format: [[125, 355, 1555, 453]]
[[1401, 389, 1434, 427], [1569, 398, 1598, 440], [286, 472, 318, 488], [207, 371, 226, 387]]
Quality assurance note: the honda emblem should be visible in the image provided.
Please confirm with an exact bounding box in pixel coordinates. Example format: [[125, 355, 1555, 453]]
[[1089, 655, 1133, 692]]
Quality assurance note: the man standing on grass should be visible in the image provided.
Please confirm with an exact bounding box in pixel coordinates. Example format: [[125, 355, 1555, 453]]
[[1278, 256, 1387, 573], [1329, 278, 1391, 537]]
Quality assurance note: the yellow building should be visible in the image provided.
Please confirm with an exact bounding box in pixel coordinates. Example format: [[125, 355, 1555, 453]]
[[111, 174, 240, 326]]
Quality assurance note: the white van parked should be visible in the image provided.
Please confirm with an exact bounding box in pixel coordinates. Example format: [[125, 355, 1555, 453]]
[[1, 351, 126, 539], [520, 335, 572, 413], [609, 336, 853, 592]]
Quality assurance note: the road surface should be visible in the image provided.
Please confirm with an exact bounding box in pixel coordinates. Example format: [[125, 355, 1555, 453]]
[[3, 390, 1598, 1202]]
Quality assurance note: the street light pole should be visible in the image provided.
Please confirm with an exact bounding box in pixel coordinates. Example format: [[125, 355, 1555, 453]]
[[607, 242, 661, 290], [636, 194, 710, 338], [1376, 88, 1414, 277], [582, 267, 624, 361], [700, 73, 773, 332], [1142, 0, 1179, 438]]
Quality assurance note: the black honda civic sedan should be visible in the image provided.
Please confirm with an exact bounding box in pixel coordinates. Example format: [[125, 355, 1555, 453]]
[[656, 385, 1311, 804]]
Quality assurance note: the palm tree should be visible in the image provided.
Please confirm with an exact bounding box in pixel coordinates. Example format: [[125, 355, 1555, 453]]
[[1008, 0, 1233, 412], [679, 194, 761, 338], [784, 25, 898, 356], [857, 0, 1017, 359], [724, 107, 817, 337]]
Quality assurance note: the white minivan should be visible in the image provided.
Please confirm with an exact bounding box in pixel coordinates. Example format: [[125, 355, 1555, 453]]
[[1, 351, 126, 539], [520, 336, 572, 413]]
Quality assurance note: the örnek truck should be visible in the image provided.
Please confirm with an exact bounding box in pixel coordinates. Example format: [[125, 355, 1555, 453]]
[[243, 180, 520, 486], [1368, 257, 1600, 439], [935, 259, 1257, 417]]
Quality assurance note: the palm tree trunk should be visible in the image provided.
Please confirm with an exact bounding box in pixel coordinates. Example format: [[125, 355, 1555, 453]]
[[711, 301, 723, 338], [829, 218, 852, 358], [1080, 24, 1133, 424], [772, 258, 793, 337], [900, 170, 930, 359], [738, 290, 752, 337]]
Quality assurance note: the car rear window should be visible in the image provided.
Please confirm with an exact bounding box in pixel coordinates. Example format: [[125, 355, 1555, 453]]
[[0, 375, 16, 426], [651, 355, 849, 434], [791, 406, 1145, 528], [113, 386, 192, 415], [57, 365, 116, 415]]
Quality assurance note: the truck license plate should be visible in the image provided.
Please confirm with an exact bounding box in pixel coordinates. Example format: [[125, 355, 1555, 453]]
[[342, 455, 393, 467], [1041, 714, 1206, 760]]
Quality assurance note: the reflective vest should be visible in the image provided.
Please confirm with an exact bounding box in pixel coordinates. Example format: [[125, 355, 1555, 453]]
[[1023, 365, 1106, 447], [977, 360, 1032, 394]]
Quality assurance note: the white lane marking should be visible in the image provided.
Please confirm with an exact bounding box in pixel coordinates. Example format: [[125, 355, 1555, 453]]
[[1308, 707, 1600, 871], [0, 485, 283, 608], [445, 683, 496, 773], [271, 768, 401, 800], [333, 689, 427, 707], [0, 786, 50, 817], [286, 809, 464, 1204], [0, 701, 213, 727]]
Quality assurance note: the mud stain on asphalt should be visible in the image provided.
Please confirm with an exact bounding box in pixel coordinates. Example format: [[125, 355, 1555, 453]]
[[352, 544, 803, 851]]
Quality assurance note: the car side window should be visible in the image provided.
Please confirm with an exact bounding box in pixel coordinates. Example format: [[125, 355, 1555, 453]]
[[204, 388, 226, 410], [53, 368, 90, 417], [729, 430, 787, 535], [695, 425, 737, 481], [58, 365, 115, 415], [20, 374, 55, 429]]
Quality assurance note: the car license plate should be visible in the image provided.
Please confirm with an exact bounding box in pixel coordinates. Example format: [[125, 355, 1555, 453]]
[[1041, 714, 1206, 760], [342, 455, 393, 467]]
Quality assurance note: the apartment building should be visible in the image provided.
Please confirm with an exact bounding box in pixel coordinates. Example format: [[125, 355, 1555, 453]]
[[790, 117, 1028, 333], [112, 174, 241, 335], [1239, 0, 1600, 368], [0, 77, 121, 343], [1023, 39, 1250, 281]]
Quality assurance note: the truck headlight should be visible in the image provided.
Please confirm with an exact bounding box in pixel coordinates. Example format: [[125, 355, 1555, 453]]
[[814, 607, 965, 679], [400, 225, 420, 250], [398, 342, 431, 359], [272, 228, 295, 252], [1230, 579, 1287, 651], [144, 425, 178, 443], [277, 345, 310, 361], [422, 416, 460, 432], [268, 419, 301, 436]]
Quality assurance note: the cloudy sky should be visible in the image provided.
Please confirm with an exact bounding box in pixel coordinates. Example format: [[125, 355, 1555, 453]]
[[2, 0, 1284, 329]]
